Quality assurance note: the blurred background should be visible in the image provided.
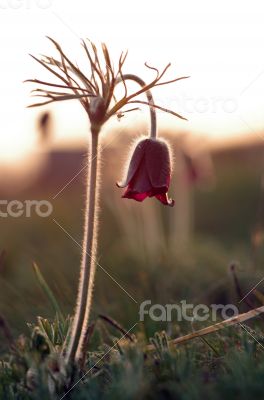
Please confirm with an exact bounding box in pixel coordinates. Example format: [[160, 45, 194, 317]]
[[1, 0, 264, 336]]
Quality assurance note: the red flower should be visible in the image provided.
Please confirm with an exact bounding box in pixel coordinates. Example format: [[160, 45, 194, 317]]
[[117, 138, 174, 206]]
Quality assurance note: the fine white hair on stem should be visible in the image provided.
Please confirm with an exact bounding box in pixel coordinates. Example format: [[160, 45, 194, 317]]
[[77, 146, 102, 360], [66, 130, 101, 364], [116, 74, 157, 139]]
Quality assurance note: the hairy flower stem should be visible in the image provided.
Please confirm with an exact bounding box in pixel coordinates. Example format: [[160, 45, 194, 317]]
[[66, 126, 100, 364], [66, 77, 157, 365], [120, 74, 157, 139]]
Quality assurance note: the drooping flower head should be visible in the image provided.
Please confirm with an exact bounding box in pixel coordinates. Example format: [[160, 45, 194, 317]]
[[117, 138, 174, 206], [27, 37, 188, 207]]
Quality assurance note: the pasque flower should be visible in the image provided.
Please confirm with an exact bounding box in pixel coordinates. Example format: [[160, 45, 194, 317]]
[[118, 138, 174, 206], [27, 37, 188, 366]]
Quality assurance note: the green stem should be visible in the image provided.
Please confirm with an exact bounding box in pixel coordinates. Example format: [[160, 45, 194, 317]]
[[119, 74, 157, 139], [66, 127, 100, 364]]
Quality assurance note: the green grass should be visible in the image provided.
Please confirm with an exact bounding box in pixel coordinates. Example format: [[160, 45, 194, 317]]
[[1, 312, 264, 399], [1, 242, 264, 399], [1, 144, 264, 397]]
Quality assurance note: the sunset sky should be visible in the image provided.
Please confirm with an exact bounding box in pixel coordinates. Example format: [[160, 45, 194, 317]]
[[0, 0, 264, 163]]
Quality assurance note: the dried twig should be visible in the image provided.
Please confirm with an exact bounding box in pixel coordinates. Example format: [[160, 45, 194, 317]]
[[146, 306, 264, 350]]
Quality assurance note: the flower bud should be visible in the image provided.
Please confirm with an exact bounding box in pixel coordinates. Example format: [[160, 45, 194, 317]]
[[117, 138, 174, 206]]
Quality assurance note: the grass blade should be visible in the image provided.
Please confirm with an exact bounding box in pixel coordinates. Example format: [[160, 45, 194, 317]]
[[32, 262, 64, 322]]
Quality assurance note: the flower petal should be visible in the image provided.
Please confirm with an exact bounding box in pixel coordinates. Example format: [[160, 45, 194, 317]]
[[146, 139, 171, 189], [122, 189, 149, 202], [116, 139, 148, 188], [122, 157, 153, 201], [155, 193, 175, 207]]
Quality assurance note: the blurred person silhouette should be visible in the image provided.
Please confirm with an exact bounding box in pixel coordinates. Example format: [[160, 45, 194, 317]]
[[38, 111, 52, 145]]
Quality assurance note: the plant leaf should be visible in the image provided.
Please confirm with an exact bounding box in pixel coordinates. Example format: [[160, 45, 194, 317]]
[[32, 262, 64, 322]]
